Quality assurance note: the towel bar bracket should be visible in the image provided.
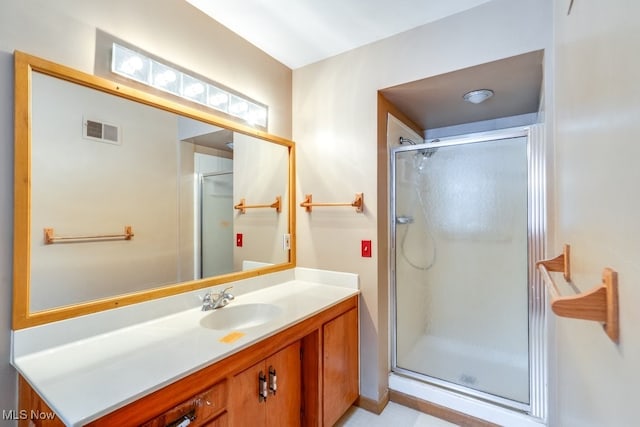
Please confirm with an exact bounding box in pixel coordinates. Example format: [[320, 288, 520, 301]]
[[536, 244, 619, 343], [44, 225, 134, 244], [299, 193, 363, 213]]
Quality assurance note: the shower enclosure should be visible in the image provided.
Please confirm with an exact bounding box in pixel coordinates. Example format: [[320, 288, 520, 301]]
[[200, 171, 234, 277], [390, 127, 546, 419]]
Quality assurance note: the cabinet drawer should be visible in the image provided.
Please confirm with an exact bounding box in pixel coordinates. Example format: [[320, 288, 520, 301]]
[[141, 380, 227, 427], [202, 412, 227, 427], [197, 381, 227, 421]]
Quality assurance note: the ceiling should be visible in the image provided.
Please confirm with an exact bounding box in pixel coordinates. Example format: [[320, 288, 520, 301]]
[[184, 0, 493, 69], [381, 50, 544, 130], [184, 0, 543, 132], [182, 128, 235, 154]]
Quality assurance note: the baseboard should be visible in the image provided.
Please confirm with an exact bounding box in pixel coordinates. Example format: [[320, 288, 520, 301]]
[[389, 389, 499, 427], [356, 389, 390, 415]]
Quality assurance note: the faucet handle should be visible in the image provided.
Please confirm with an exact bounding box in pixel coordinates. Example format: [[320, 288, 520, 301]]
[[201, 291, 213, 311]]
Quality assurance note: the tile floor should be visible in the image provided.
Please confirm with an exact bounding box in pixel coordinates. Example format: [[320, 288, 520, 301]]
[[335, 401, 458, 427]]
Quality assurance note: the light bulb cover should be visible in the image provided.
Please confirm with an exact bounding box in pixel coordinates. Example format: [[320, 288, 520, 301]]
[[463, 89, 494, 104], [111, 42, 268, 129]]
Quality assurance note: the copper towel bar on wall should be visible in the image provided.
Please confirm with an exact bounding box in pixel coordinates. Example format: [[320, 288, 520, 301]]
[[44, 225, 134, 244], [234, 196, 281, 214], [536, 244, 619, 343], [299, 193, 364, 213]]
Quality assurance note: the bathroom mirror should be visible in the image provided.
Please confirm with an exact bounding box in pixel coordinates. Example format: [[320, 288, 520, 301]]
[[13, 51, 296, 329]]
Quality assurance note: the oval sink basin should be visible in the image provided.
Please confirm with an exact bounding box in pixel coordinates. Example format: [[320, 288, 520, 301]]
[[200, 303, 282, 330]]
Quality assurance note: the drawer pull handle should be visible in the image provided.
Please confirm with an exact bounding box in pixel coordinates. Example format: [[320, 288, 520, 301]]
[[268, 366, 277, 395], [259, 371, 268, 402], [166, 409, 196, 427]]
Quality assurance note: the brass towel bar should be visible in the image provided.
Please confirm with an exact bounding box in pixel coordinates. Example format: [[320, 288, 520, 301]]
[[300, 193, 364, 213], [234, 196, 281, 214], [44, 225, 134, 244], [536, 244, 619, 342]]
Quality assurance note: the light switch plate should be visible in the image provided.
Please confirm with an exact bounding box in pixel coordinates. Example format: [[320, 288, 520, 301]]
[[361, 240, 372, 258]]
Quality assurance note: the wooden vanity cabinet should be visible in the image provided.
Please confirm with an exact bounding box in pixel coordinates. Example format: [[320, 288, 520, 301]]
[[17, 376, 63, 427], [229, 340, 301, 426], [140, 381, 227, 427], [19, 295, 358, 427], [322, 308, 359, 427]]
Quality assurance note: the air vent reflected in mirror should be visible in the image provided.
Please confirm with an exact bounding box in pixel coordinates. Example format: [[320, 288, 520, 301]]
[[83, 117, 121, 145]]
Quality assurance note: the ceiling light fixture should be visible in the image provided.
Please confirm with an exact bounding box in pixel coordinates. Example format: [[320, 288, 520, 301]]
[[463, 89, 494, 104], [111, 43, 268, 129]]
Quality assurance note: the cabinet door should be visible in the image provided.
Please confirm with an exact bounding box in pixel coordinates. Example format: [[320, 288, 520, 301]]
[[229, 360, 266, 427], [266, 340, 301, 427], [229, 341, 301, 427], [323, 308, 359, 427]]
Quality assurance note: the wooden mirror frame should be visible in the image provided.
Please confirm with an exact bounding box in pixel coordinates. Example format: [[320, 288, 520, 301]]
[[12, 51, 296, 329]]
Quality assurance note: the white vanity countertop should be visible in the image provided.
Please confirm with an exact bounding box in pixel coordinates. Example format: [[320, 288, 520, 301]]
[[12, 268, 359, 426]]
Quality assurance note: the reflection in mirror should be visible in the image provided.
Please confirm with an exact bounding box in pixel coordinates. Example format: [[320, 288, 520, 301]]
[[16, 51, 294, 324], [30, 72, 289, 311], [181, 120, 290, 278]]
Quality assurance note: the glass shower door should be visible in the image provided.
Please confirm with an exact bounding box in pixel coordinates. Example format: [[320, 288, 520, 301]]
[[201, 172, 234, 277], [392, 136, 530, 407]]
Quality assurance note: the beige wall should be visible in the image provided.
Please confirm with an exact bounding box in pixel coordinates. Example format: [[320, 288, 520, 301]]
[[292, 0, 552, 402], [233, 133, 290, 269], [552, 1, 640, 425], [7, 0, 636, 424], [30, 72, 186, 311], [0, 0, 291, 414]]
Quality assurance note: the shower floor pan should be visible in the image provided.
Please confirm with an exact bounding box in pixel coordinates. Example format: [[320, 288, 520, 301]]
[[396, 333, 529, 406]]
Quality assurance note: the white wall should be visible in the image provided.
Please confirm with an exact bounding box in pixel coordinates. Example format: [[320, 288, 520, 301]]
[[552, 1, 640, 425], [0, 0, 291, 415], [293, 0, 552, 403]]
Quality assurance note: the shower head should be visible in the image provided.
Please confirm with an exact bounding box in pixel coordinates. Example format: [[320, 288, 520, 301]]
[[396, 215, 415, 225], [399, 136, 417, 146], [399, 136, 437, 158]]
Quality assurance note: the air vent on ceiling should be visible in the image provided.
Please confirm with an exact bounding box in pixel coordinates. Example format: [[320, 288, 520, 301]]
[[83, 118, 121, 145]]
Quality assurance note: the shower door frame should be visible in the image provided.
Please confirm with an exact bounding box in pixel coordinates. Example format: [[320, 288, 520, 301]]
[[389, 126, 547, 420], [198, 170, 234, 279]]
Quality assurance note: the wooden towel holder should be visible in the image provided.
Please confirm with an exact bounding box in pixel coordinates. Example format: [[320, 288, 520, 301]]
[[300, 193, 364, 213], [44, 225, 134, 244], [234, 196, 281, 214], [536, 244, 619, 343]]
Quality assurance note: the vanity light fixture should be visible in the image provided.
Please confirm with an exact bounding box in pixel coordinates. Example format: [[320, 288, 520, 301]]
[[462, 89, 494, 104], [111, 43, 268, 128]]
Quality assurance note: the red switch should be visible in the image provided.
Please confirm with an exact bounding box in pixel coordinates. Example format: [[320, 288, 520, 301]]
[[236, 233, 243, 247], [361, 240, 372, 258]]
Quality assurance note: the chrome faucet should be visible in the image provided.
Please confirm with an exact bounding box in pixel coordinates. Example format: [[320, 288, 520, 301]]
[[202, 286, 234, 311]]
